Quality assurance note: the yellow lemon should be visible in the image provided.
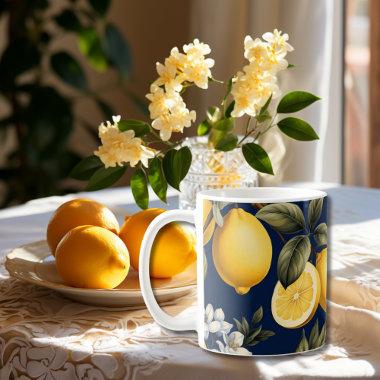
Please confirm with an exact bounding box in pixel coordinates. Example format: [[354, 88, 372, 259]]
[[271, 262, 321, 328], [203, 200, 215, 245], [316, 248, 327, 311], [119, 208, 196, 278], [47, 198, 119, 255], [212, 208, 272, 294], [55, 225, 130, 289]]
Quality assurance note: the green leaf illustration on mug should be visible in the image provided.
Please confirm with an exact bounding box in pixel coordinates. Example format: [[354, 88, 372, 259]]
[[256, 203, 306, 234], [233, 306, 275, 347], [314, 223, 328, 246], [308, 198, 323, 231], [296, 319, 326, 352], [295, 330, 309, 352], [277, 235, 311, 289]]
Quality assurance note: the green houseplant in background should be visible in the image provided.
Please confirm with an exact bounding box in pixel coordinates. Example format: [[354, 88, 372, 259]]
[[0, 0, 141, 207]]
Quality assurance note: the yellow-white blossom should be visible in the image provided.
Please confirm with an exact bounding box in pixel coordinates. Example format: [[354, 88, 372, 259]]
[[231, 69, 278, 118], [152, 61, 183, 92], [183, 39, 211, 56], [151, 104, 196, 141], [146, 39, 213, 141], [244, 37, 270, 65], [166, 47, 187, 72], [146, 86, 183, 120], [94, 115, 155, 168], [232, 30, 293, 118], [262, 29, 294, 56], [180, 39, 214, 89]]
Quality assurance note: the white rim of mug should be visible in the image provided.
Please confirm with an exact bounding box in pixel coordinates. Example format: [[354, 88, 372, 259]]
[[197, 187, 327, 203]]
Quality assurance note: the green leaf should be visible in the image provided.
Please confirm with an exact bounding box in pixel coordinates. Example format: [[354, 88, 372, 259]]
[[131, 168, 149, 209], [256, 110, 271, 123], [259, 94, 272, 115], [0, 38, 40, 85], [233, 318, 244, 334], [277, 91, 320, 113], [95, 98, 115, 120], [70, 155, 103, 180], [78, 28, 108, 71], [214, 133, 238, 152], [225, 77, 233, 97], [87, 166, 126, 191], [308, 198, 324, 231], [206, 106, 221, 124], [278, 117, 319, 141], [118, 119, 150, 137], [104, 24, 132, 78], [197, 120, 212, 136], [242, 317, 250, 336], [253, 330, 275, 342], [287, 63, 295, 69], [224, 100, 235, 118], [245, 326, 262, 345], [24, 87, 73, 156], [242, 143, 274, 175], [277, 235, 311, 288], [252, 306, 263, 325], [54, 10, 81, 32], [213, 117, 234, 132], [256, 202, 306, 233], [89, 0, 110, 15], [309, 320, 320, 349], [148, 157, 167, 203], [162, 147, 192, 190], [51, 52, 87, 90], [296, 330, 309, 352], [314, 223, 328, 246], [316, 322, 327, 347]]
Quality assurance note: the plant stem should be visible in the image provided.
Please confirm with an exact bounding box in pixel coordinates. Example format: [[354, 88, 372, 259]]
[[148, 127, 179, 148], [253, 113, 278, 143], [237, 117, 255, 146], [221, 77, 233, 114]]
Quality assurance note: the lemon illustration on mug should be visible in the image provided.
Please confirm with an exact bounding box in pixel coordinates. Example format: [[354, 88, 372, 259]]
[[212, 207, 272, 294], [316, 248, 327, 311], [271, 262, 321, 328]]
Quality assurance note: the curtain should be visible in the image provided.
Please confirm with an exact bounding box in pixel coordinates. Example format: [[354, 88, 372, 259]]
[[190, 0, 343, 184]]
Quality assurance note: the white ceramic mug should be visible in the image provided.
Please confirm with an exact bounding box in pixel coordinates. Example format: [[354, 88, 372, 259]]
[[139, 188, 328, 356]]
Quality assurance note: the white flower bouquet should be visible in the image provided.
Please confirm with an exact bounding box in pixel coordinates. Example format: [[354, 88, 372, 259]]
[[71, 30, 320, 208]]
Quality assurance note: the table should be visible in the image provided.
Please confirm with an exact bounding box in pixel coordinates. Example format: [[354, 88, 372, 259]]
[[0, 184, 379, 379]]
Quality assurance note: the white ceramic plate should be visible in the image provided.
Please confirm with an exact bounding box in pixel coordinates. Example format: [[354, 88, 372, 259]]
[[5, 241, 196, 307]]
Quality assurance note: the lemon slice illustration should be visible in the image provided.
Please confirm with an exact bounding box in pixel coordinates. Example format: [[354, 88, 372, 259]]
[[212, 208, 272, 294], [316, 248, 327, 311], [271, 262, 321, 328]]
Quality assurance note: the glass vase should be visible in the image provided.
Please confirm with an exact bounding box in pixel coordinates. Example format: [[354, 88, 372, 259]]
[[178, 136, 259, 209]]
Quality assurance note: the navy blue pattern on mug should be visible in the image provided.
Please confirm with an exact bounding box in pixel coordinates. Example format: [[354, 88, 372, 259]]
[[202, 198, 328, 355]]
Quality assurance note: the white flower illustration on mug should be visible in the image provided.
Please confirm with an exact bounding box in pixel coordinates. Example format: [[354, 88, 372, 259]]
[[204, 304, 232, 339], [216, 331, 252, 356]]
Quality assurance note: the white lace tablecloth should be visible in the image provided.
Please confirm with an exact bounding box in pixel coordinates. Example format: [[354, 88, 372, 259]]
[[0, 184, 379, 380]]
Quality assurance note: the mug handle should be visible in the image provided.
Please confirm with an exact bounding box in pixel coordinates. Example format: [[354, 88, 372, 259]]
[[139, 209, 197, 331]]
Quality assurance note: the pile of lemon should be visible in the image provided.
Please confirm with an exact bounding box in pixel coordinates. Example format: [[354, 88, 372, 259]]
[[47, 199, 196, 289]]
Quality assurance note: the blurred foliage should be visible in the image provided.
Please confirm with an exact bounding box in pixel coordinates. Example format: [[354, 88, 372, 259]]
[[0, 0, 145, 207]]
